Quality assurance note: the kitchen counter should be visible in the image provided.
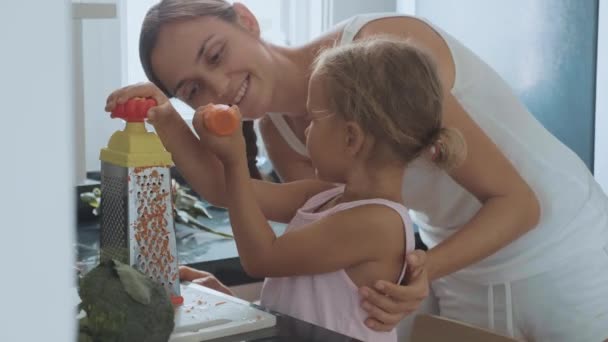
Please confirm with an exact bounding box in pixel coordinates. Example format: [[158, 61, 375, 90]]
[[75, 175, 426, 341]]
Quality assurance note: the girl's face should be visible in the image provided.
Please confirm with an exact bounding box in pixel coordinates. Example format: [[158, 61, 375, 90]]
[[150, 4, 274, 119], [305, 74, 351, 183]]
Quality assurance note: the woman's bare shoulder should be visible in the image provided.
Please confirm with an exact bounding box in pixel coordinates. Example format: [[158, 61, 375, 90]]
[[355, 16, 456, 89]]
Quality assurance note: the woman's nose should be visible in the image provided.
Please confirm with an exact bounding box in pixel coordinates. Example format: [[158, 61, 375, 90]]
[[206, 71, 231, 102]]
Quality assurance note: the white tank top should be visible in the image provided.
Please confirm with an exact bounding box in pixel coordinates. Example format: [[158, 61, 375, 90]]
[[268, 13, 608, 284]]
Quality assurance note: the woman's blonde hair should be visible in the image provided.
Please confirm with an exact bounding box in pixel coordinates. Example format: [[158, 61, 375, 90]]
[[139, 0, 236, 96], [312, 36, 466, 170]]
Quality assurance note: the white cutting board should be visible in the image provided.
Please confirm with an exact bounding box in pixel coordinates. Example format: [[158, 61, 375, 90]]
[[170, 282, 276, 341], [75, 282, 276, 341]]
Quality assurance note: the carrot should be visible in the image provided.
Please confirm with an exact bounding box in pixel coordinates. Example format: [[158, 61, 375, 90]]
[[200, 104, 240, 136], [171, 295, 184, 306]]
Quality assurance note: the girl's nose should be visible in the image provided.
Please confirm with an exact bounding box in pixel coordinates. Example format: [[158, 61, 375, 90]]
[[304, 125, 311, 138]]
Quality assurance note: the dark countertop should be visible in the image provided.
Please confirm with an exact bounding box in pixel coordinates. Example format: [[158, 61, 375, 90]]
[[204, 309, 358, 342]]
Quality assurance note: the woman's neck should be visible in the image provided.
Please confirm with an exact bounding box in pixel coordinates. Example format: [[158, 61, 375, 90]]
[[264, 30, 342, 116]]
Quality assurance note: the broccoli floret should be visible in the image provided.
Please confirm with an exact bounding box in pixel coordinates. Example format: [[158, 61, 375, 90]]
[[78, 259, 174, 342]]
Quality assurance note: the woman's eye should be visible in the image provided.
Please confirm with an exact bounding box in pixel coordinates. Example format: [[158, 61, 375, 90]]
[[208, 46, 224, 65], [188, 83, 200, 100]]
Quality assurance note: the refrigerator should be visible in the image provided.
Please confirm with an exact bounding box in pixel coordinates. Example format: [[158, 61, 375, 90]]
[[414, 0, 599, 170]]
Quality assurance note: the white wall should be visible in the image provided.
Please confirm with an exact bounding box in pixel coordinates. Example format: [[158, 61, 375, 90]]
[[331, 0, 397, 24], [121, 0, 159, 85], [81, 4, 124, 174], [0, 1, 75, 341], [595, 0, 608, 192], [397, 0, 416, 15]]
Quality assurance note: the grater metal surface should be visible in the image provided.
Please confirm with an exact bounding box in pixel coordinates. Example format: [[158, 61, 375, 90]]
[[100, 162, 129, 262], [100, 163, 180, 297], [129, 165, 179, 296]]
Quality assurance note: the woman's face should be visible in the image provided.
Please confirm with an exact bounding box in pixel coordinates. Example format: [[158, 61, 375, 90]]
[[150, 5, 275, 119]]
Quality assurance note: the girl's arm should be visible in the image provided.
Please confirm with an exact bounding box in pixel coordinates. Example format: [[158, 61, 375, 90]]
[[147, 102, 332, 223], [222, 153, 405, 278], [204, 117, 405, 279]]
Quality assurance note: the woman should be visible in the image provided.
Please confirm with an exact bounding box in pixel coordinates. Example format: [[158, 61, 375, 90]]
[[106, 1, 608, 340]]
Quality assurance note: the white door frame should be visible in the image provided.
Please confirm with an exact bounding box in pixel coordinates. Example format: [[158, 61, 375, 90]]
[[595, 0, 608, 191]]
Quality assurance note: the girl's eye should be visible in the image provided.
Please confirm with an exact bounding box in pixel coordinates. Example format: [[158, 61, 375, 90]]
[[210, 53, 220, 64]]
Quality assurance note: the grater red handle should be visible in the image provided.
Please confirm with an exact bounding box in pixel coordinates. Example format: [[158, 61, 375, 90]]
[[111, 97, 157, 122]]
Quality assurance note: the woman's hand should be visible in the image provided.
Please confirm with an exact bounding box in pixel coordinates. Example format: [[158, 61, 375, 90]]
[[105, 82, 168, 112], [192, 104, 245, 166], [179, 266, 234, 296], [359, 250, 430, 331]]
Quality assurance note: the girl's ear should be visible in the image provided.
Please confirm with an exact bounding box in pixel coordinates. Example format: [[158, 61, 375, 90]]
[[344, 121, 367, 157], [232, 3, 260, 37]]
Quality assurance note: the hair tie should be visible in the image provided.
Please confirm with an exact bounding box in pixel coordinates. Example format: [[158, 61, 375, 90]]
[[429, 140, 441, 161]]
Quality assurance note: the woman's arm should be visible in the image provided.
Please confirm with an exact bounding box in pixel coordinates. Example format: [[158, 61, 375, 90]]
[[426, 93, 541, 280], [351, 16, 540, 329], [364, 18, 540, 280], [356, 14, 540, 281]]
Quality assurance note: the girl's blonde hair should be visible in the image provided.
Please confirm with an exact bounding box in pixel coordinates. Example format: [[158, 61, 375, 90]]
[[312, 36, 466, 170], [139, 0, 236, 96]]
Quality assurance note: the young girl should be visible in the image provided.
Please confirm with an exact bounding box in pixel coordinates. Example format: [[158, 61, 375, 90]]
[[147, 37, 464, 341]]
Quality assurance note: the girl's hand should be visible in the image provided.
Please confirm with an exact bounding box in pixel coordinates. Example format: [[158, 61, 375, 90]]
[[179, 266, 234, 296], [359, 250, 430, 331], [192, 104, 245, 166], [105, 82, 168, 112]]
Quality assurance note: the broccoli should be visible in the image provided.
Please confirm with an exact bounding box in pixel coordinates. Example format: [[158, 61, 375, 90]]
[[78, 259, 175, 342]]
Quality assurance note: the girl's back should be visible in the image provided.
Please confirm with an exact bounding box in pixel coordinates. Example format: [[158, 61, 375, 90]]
[[260, 186, 416, 342]]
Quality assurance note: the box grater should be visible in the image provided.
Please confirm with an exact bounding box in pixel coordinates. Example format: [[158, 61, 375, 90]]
[[99, 97, 180, 299]]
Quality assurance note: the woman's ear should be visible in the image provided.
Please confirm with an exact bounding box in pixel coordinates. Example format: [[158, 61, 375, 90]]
[[344, 121, 367, 157], [232, 3, 260, 37]]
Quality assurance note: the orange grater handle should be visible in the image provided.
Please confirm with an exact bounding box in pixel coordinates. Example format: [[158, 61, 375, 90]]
[[111, 97, 157, 122], [200, 104, 240, 136]]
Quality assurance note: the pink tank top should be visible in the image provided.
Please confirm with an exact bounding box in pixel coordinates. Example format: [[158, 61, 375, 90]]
[[260, 186, 415, 341]]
